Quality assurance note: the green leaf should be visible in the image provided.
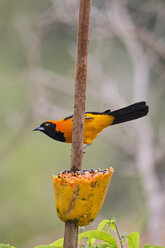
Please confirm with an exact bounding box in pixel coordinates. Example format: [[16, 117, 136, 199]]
[[126, 232, 140, 248], [94, 219, 115, 248], [79, 230, 117, 248], [34, 246, 55, 248], [109, 219, 116, 232], [97, 220, 111, 231], [0, 244, 15, 248], [142, 245, 165, 248], [91, 219, 111, 246], [50, 238, 64, 247], [34, 238, 63, 248], [34, 243, 61, 248], [97, 243, 114, 248], [97, 219, 115, 232]]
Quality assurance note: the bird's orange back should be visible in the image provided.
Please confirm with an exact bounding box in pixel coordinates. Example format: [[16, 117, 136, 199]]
[[48, 113, 114, 144]]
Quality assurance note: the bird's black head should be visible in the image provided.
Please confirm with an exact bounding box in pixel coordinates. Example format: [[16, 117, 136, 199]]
[[33, 121, 66, 142], [33, 121, 57, 139]]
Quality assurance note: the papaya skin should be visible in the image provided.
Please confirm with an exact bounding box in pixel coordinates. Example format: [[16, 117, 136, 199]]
[[52, 167, 114, 226]]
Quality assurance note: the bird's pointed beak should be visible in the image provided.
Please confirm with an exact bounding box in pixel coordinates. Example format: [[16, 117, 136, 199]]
[[33, 126, 44, 131]]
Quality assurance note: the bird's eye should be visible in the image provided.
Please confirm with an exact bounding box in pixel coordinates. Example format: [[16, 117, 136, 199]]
[[44, 123, 50, 127]]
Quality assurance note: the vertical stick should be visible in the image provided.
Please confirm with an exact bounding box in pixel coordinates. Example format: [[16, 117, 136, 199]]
[[71, 0, 91, 172], [63, 0, 91, 248], [63, 222, 79, 248]]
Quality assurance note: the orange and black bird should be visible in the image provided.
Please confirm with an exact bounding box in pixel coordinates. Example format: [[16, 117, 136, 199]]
[[33, 102, 149, 150]]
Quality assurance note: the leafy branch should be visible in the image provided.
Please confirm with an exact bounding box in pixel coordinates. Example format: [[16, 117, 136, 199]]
[[1, 218, 164, 248]]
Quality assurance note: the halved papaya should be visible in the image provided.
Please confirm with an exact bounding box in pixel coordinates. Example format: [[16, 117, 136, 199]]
[[52, 167, 114, 226]]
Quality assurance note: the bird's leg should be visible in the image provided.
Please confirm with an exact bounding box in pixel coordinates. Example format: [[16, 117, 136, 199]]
[[83, 143, 92, 154]]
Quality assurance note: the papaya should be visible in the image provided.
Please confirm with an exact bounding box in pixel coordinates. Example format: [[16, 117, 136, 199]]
[[52, 167, 114, 226]]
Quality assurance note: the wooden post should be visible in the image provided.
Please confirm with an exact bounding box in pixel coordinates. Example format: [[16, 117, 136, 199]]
[[71, 0, 92, 172], [63, 0, 92, 247]]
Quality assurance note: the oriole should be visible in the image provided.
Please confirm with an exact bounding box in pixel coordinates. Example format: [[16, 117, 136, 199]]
[[33, 102, 148, 148]]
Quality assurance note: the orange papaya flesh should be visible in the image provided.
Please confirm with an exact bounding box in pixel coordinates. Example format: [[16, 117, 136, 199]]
[[52, 167, 114, 226]]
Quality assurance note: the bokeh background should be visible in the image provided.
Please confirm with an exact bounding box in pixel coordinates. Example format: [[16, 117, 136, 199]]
[[0, 0, 165, 247]]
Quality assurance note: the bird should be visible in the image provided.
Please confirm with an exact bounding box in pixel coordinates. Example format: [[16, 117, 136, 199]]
[[33, 101, 149, 150]]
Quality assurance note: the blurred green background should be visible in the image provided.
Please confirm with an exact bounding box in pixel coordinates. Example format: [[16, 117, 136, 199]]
[[0, 0, 165, 247]]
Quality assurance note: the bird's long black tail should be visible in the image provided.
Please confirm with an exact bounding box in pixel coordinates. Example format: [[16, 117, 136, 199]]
[[110, 102, 149, 125]]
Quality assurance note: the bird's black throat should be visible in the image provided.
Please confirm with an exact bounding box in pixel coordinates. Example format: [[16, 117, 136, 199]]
[[40, 122, 66, 142]]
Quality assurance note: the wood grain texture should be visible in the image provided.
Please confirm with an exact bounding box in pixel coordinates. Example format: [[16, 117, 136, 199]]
[[63, 222, 79, 248], [71, 0, 92, 172], [64, 0, 91, 247]]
